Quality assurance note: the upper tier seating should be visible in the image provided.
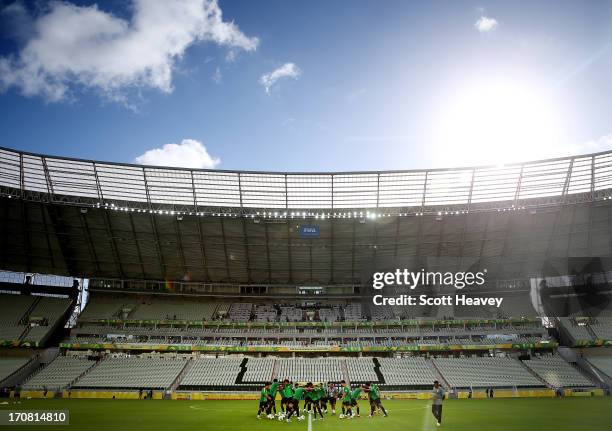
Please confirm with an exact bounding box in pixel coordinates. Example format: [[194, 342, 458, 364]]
[[0, 357, 31, 382], [559, 318, 593, 342], [23, 297, 72, 344], [254, 305, 277, 323], [432, 356, 543, 388], [229, 303, 253, 321], [344, 303, 363, 321], [588, 318, 612, 340], [280, 306, 303, 322], [79, 296, 134, 320], [318, 307, 340, 322], [0, 294, 35, 325], [523, 355, 594, 388], [0, 294, 36, 342], [131, 299, 216, 321], [586, 356, 612, 378]]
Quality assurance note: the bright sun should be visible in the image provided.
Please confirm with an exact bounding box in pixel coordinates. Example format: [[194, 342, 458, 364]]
[[431, 79, 564, 167]]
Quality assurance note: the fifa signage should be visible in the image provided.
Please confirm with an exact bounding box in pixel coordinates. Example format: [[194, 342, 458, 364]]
[[299, 225, 320, 238]]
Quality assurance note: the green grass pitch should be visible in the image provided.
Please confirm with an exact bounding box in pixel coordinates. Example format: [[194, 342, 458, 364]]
[[1, 397, 611, 431]]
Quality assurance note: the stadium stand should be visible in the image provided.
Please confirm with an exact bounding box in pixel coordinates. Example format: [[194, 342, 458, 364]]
[[345, 358, 379, 383], [0, 357, 31, 383], [22, 356, 96, 390], [130, 298, 217, 321], [377, 357, 435, 389], [0, 294, 36, 341], [559, 317, 594, 343], [432, 357, 543, 388], [276, 358, 344, 382], [254, 305, 277, 322], [318, 307, 340, 322], [343, 303, 363, 321], [588, 318, 612, 340], [228, 303, 253, 322], [242, 358, 275, 383], [23, 297, 72, 344], [179, 357, 242, 389], [280, 306, 303, 322], [523, 355, 594, 388], [74, 355, 187, 389], [586, 356, 612, 379], [79, 296, 135, 320]]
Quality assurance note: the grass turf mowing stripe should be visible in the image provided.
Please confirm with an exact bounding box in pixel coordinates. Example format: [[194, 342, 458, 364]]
[[0, 397, 611, 430]]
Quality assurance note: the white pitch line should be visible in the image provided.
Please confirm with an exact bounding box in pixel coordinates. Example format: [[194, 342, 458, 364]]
[[308, 411, 312, 431]]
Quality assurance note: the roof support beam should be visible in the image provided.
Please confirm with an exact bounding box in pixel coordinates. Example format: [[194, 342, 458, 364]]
[[191, 171, 210, 281], [264, 222, 272, 284], [238, 173, 252, 282], [39, 202, 56, 271], [174, 216, 187, 278], [142, 168, 166, 278], [101, 210, 125, 279], [219, 217, 232, 281], [80, 210, 101, 276], [128, 211, 146, 278]]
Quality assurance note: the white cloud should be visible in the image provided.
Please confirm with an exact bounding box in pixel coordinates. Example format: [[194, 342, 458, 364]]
[[579, 134, 612, 154], [212, 66, 222, 84], [259, 62, 301, 94], [135, 139, 220, 169], [475, 16, 498, 33], [0, 0, 258, 103]]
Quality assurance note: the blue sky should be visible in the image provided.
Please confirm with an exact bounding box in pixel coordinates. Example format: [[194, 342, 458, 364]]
[[1, 0, 612, 171]]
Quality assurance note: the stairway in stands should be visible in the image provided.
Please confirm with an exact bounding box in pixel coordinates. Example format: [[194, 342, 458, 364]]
[[372, 358, 386, 384], [426, 358, 450, 388], [18, 296, 42, 342], [171, 358, 194, 391], [235, 358, 249, 384], [516, 358, 551, 388]]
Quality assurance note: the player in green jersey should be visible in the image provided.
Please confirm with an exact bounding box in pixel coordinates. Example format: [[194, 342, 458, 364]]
[[257, 382, 272, 419], [268, 379, 280, 415], [350, 386, 363, 417], [308, 383, 324, 420], [365, 382, 388, 417], [340, 380, 353, 418], [279, 379, 294, 413], [286, 383, 305, 422]]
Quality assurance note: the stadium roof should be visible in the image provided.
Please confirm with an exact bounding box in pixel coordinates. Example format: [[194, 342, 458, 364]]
[[1, 147, 612, 285], [1, 146, 612, 214]]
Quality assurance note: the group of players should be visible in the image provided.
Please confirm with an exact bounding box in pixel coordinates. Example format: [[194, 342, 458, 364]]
[[257, 379, 388, 422]]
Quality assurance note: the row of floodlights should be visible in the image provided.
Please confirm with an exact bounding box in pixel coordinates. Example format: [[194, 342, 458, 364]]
[[93, 202, 529, 219]]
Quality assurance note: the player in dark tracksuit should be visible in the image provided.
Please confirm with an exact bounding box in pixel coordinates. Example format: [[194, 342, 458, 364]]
[[431, 380, 445, 426], [323, 382, 339, 415]]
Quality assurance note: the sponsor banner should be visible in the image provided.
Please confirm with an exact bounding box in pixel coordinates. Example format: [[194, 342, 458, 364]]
[[299, 225, 320, 238], [77, 317, 542, 328], [0, 340, 40, 348], [575, 339, 612, 347], [59, 341, 558, 352]]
